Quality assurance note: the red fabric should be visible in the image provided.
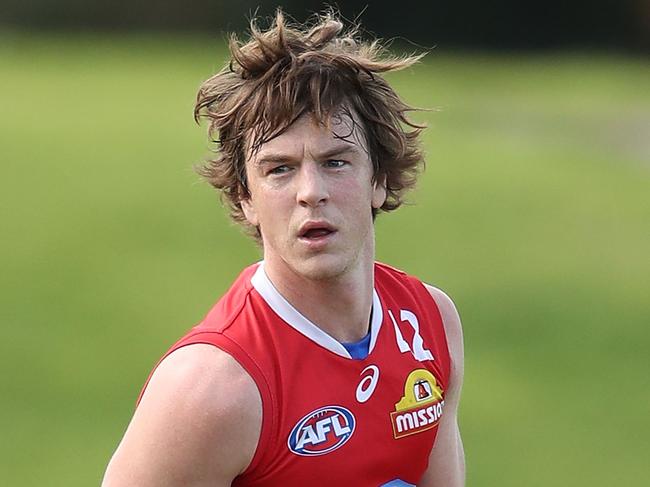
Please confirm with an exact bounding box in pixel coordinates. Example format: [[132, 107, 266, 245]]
[[138, 262, 451, 486]]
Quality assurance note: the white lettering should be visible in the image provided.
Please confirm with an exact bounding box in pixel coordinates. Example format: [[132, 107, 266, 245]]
[[412, 411, 420, 427], [295, 415, 351, 450], [417, 408, 428, 425], [394, 401, 446, 435], [427, 405, 435, 422], [396, 413, 415, 433], [295, 425, 319, 450], [315, 418, 331, 442], [330, 415, 351, 436]]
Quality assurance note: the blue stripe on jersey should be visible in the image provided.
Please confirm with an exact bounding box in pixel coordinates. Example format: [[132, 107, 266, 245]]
[[340, 331, 371, 360]]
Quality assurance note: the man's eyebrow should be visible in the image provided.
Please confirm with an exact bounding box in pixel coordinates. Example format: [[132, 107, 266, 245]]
[[254, 153, 292, 165], [318, 143, 362, 159], [254, 143, 362, 165]]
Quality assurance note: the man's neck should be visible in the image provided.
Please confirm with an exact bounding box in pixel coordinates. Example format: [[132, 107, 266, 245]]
[[262, 250, 375, 344]]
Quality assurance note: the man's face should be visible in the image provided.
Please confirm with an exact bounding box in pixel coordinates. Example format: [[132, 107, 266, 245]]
[[240, 111, 387, 282]]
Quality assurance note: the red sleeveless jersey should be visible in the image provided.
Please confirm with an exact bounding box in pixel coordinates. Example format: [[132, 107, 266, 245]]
[[140, 262, 451, 487]]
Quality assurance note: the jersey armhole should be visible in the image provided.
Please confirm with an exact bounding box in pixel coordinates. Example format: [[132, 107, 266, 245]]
[[409, 278, 453, 387], [136, 332, 276, 480], [209, 333, 276, 479]]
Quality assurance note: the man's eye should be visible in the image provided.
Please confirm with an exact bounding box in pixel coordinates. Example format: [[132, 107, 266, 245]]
[[268, 165, 291, 175], [326, 159, 347, 168]]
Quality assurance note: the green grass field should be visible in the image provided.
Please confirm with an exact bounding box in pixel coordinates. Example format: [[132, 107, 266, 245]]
[[1, 33, 648, 485]]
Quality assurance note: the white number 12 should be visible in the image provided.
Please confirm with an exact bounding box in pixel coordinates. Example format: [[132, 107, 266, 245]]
[[388, 309, 434, 362]]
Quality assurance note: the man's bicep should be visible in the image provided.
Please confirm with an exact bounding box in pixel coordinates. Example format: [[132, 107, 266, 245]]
[[419, 285, 465, 487], [419, 413, 465, 487], [102, 344, 262, 487]]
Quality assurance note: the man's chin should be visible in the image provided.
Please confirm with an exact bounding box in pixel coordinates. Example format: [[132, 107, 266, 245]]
[[290, 254, 349, 282]]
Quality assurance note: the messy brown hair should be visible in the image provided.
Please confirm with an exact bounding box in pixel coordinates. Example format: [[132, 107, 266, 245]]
[[194, 9, 426, 234]]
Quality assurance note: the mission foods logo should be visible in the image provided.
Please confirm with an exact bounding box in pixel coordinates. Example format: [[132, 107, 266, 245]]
[[288, 406, 355, 456], [390, 369, 444, 439]]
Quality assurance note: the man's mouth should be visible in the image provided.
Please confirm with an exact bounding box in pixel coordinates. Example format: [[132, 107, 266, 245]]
[[298, 222, 337, 241], [302, 228, 334, 239]]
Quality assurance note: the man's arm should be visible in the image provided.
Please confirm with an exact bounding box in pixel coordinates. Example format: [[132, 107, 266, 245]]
[[102, 344, 262, 487], [419, 285, 466, 487]]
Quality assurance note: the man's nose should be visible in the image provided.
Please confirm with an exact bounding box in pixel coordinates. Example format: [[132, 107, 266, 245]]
[[296, 162, 329, 208]]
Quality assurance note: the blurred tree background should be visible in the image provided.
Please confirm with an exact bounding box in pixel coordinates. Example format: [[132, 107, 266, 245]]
[[1, 0, 649, 51], [1, 1, 648, 486]]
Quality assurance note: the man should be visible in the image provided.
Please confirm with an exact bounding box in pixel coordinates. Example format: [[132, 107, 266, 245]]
[[103, 10, 464, 487]]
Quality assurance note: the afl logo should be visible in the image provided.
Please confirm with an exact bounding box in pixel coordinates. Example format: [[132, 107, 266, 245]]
[[287, 406, 355, 456]]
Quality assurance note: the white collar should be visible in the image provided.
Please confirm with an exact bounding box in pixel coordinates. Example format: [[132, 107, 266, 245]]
[[250, 262, 383, 359]]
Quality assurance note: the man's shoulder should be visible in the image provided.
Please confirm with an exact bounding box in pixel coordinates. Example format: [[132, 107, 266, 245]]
[[141, 344, 261, 421], [104, 345, 262, 486], [138, 344, 262, 468], [374, 260, 408, 277], [422, 284, 464, 381], [374, 262, 462, 354], [374, 262, 459, 316], [423, 285, 460, 322]]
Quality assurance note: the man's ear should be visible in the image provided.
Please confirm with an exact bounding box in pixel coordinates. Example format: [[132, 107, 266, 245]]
[[371, 175, 387, 209], [240, 198, 259, 227]]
